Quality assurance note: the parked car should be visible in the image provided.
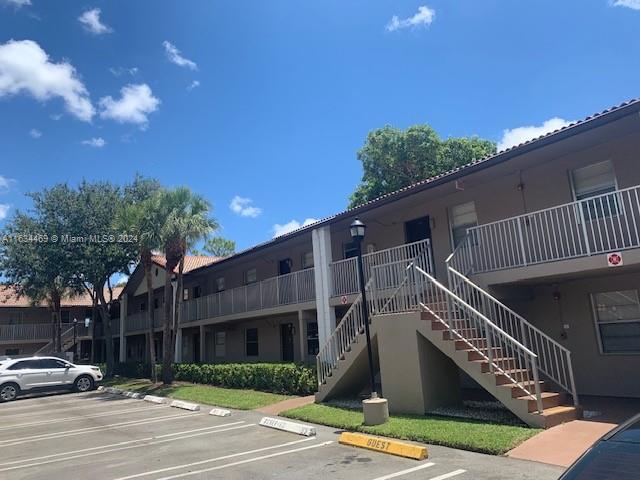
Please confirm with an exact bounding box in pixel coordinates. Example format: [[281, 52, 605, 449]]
[[559, 413, 640, 479], [0, 356, 103, 402]]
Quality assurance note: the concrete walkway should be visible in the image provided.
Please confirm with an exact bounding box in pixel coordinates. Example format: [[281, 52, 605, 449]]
[[255, 395, 315, 415], [507, 420, 616, 467]]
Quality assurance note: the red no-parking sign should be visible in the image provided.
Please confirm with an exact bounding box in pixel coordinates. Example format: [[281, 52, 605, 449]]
[[607, 252, 623, 267]]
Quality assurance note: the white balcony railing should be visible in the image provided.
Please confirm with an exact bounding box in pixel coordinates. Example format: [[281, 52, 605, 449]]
[[450, 185, 640, 275], [181, 268, 316, 323], [124, 309, 164, 333], [0, 323, 92, 342], [329, 238, 433, 297]]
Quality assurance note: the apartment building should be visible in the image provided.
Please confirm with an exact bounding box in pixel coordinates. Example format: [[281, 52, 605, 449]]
[[3, 98, 639, 427]]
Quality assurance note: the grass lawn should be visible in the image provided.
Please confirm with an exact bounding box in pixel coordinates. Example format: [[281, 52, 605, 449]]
[[281, 403, 540, 455], [102, 378, 292, 410]]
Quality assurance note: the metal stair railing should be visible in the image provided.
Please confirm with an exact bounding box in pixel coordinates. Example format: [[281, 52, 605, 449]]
[[446, 239, 579, 406], [34, 325, 75, 355], [372, 259, 545, 413]]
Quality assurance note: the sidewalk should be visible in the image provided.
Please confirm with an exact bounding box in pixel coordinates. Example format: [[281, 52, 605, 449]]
[[255, 395, 315, 415]]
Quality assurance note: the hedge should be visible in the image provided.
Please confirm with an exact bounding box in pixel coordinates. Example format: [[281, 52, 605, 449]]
[[103, 362, 317, 396]]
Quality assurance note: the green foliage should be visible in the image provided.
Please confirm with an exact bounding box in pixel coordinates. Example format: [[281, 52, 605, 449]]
[[193, 236, 236, 257], [108, 362, 317, 396], [349, 125, 496, 207], [282, 404, 540, 455]]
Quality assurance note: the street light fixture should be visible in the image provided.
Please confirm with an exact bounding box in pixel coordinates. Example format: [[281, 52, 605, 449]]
[[350, 218, 389, 425]]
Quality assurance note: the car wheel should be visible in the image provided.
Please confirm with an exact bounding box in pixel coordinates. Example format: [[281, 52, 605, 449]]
[[74, 375, 94, 393], [0, 383, 20, 402]]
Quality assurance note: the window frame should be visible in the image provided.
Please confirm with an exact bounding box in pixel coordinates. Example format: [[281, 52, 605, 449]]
[[448, 201, 478, 250], [215, 277, 225, 292], [245, 268, 258, 285], [569, 160, 621, 222], [306, 320, 319, 356], [590, 289, 640, 356], [302, 251, 314, 269]]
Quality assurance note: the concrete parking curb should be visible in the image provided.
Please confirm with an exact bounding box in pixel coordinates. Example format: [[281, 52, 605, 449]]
[[209, 408, 232, 417], [170, 400, 201, 411], [144, 395, 167, 404], [338, 432, 428, 460], [259, 417, 316, 436]]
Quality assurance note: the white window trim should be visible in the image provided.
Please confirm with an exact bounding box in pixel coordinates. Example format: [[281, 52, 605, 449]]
[[448, 201, 478, 250], [569, 159, 619, 201], [590, 289, 640, 356]]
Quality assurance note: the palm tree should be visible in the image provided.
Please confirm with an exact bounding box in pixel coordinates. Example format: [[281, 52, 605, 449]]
[[158, 187, 217, 384]]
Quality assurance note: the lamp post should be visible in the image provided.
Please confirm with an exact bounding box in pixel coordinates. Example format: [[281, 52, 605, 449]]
[[350, 218, 389, 425], [72, 318, 78, 361]]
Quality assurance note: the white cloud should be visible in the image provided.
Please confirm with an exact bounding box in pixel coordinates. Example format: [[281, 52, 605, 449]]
[[2, 0, 31, 8], [109, 66, 138, 77], [0, 39, 94, 121], [99, 83, 160, 126], [187, 80, 200, 91], [0, 204, 9, 220], [386, 5, 435, 32], [272, 218, 318, 238], [50, 113, 62, 121], [0, 175, 15, 193], [78, 8, 112, 35], [497, 117, 572, 151], [611, 0, 640, 10], [163, 41, 197, 70], [229, 195, 262, 218], [29, 128, 41, 138], [82, 137, 106, 148]]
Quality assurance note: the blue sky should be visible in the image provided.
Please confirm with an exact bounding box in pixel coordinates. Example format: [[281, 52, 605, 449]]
[[0, 0, 639, 251]]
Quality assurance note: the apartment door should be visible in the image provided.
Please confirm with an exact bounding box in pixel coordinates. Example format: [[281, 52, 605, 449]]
[[278, 258, 292, 275], [193, 333, 201, 363], [404, 216, 433, 271], [280, 323, 295, 361]]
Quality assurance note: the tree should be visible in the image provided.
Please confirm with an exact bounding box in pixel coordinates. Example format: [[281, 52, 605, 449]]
[[349, 125, 496, 207], [158, 187, 217, 384], [0, 185, 82, 351], [193, 236, 235, 257], [70, 181, 137, 376], [117, 175, 163, 381]]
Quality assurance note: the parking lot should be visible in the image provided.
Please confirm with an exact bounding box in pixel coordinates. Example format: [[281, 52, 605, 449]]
[[0, 391, 564, 480]]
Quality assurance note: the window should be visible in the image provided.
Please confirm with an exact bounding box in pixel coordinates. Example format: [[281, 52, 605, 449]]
[[571, 160, 618, 219], [302, 251, 314, 269], [307, 321, 319, 356], [153, 298, 159, 310], [193, 286, 202, 299], [246, 328, 259, 356], [449, 201, 478, 248], [4, 348, 19, 356], [591, 290, 640, 354], [344, 241, 358, 259], [245, 268, 257, 285], [215, 331, 226, 358], [8, 360, 38, 370], [183, 288, 189, 301], [39, 358, 69, 369], [140, 302, 147, 312], [60, 310, 70, 323], [216, 277, 225, 292]]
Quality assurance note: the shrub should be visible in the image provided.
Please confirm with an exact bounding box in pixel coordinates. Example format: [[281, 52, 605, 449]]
[[106, 361, 317, 396]]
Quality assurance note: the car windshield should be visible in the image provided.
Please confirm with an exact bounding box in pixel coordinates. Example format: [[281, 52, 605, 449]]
[[612, 419, 640, 445]]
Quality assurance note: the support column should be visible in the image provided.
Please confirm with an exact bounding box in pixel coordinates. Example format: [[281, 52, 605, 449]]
[[174, 328, 183, 363], [199, 325, 206, 363], [312, 226, 336, 349], [119, 293, 127, 362], [297, 310, 306, 362]]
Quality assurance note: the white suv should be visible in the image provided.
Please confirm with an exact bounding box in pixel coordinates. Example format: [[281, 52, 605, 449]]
[[0, 356, 103, 402]]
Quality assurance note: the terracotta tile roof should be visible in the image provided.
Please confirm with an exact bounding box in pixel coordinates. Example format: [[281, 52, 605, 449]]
[[188, 97, 640, 274], [151, 254, 223, 274], [0, 285, 124, 308]]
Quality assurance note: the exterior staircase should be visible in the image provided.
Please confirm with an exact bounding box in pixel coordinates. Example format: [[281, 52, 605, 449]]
[[316, 252, 582, 428], [34, 325, 75, 356]]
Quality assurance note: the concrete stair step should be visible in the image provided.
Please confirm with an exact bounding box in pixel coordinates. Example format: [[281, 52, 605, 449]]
[[499, 380, 547, 398], [455, 338, 489, 350], [465, 346, 504, 361], [442, 328, 482, 341], [518, 391, 565, 412], [539, 405, 582, 428], [494, 368, 533, 385]]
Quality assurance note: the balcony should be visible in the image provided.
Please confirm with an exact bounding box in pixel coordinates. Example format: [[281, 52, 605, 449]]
[[329, 239, 433, 297], [449, 185, 640, 282], [0, 323, 91, 343], [181, 267, 316, 324], [124, 310, 164, 333]]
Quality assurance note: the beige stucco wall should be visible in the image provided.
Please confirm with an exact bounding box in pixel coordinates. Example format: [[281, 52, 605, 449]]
[[506, 269, 640, 398]]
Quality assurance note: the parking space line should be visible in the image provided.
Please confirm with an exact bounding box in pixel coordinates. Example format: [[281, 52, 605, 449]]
[[115, 437, 316, 480], [1, 398, 142, 418], [0, 394, 134, 412], [156, 441, 334, 480], [0, 422, 253, 472], [426, 470, 466, 480], [370, 463, 436, 480], [0, 405, 159, 430], [0, 412, 194, 447]]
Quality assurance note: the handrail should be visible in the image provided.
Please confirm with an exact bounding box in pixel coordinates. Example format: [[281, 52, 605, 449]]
[[374, 260, 544, 411], [316, 278, 373, 386], [445, 261, 578, 405], [34, 325, 75, 355]]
